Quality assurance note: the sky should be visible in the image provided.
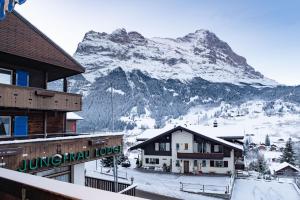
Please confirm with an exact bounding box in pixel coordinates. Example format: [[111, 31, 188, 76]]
[[15, 0, 300, 85]]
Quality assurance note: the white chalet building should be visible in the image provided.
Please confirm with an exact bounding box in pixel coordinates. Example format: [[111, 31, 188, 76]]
[[130, 126, 244, 174]]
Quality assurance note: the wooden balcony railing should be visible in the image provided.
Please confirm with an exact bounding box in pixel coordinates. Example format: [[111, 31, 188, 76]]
[[177, 152, 224, 159], [0, 168, 141, 200], [0, 83, 82, 111]]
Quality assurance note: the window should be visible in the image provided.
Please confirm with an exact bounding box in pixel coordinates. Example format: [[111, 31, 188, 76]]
[[16, 70, 29, 87], [159, 143, 166, 151], [194, 160, 197, 167], [176, 143, 180, 151], [210, 160, 228, 168], [214, 145, 220, 153], [155, 143, 159, 151], [149, 158, 159, 164], [224, 161, 228, 168], [193, 143, 198, 152], [0, 116, 11, 137], [145, 158, 149, 164], [14, 116, 28, 137], [166, 143, 170, 151], [215, 161, 223, 167], [0, 68, 12, 85], [184, 143, 188, 150], [206, 143, 211, 153], [202, 160, 206, 167], [176, 160, 180, 167]]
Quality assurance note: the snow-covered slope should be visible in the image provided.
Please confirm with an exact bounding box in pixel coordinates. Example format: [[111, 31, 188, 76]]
[[67, 28, 300, 133], [74, 29, 277, 87]]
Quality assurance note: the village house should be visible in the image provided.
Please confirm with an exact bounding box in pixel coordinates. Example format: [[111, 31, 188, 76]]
[[272, 162, 300, 176], [130, 126, 244, 175]]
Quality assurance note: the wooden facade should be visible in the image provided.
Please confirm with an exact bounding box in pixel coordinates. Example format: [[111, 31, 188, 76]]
[[0, 11, 84, 140], [0, 134, 123, 173]]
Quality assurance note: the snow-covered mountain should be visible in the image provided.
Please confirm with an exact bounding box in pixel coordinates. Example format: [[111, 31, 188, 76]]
[[67, 28, 300, 135], [74, 29, 277, 87]]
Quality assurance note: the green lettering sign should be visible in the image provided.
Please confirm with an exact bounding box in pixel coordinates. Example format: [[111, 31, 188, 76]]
[[18, 145, 122, 172], [51, 155, 62, 166]]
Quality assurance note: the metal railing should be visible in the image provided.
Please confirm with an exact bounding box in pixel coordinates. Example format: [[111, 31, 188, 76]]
[[180, 182, 230, 194], [85, 176, 136, 196]]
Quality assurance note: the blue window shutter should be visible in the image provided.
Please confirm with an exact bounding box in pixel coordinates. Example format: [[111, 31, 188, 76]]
[[16, 70, 29, 87], [14, 116, 28, 137]]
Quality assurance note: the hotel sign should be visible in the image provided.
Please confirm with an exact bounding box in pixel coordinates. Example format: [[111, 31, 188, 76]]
[[18, 145, 122, 172], [0, 0, 26, 21]]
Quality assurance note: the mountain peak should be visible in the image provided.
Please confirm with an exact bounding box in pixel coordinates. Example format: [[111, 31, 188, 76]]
[[75, 28, 277, 87]]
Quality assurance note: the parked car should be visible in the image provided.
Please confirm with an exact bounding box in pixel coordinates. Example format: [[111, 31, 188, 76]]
[[121, 160, 131, 168]]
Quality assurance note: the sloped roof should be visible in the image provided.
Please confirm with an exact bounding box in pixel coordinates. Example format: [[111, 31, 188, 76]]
[[136, 124, 244, 141], [274, 162, 300, 172], [130, 126, 243, 151], [67, 112, 83, 120], [0, 11, 85, 80]]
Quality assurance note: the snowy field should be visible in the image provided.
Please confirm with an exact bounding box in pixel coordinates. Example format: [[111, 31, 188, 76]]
[[231, 178, 300, 200], [86, 160, 230, 200], [85, 159, 300, 200]]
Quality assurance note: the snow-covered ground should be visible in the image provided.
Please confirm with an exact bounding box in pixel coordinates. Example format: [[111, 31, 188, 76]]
[[231, 178, 300, 200], [85, 158, 229, 200]]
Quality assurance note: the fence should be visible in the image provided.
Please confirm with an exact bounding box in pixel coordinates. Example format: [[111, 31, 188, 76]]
[[180, 182, 230, 194], [296, 176, 300, 189], [118, 184, 138, 196], [85, 176, 136, 196]]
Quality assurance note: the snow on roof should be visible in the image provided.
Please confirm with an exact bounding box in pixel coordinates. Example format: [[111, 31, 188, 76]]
[[133, 126, 243, 151], [272, 162, 300, 172], [67, 112, 84, 120], [0, 132, 123, 145], [137, 124, 245, 140]]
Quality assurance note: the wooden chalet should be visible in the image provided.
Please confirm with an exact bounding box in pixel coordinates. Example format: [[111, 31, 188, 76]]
[[0, 11, 123, 187]]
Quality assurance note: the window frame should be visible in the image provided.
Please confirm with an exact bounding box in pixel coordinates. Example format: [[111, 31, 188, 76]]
[[0, 116, 11, 137], [155, 143, 159, 151], [224, 161, 228, 168], [176, 160, 180, 167], [0, 67, 13, 85], [202, 160, 206, 167], [159, 143, 166, 151], [176, 143, 180, 151], [184, 143, 188, 150]]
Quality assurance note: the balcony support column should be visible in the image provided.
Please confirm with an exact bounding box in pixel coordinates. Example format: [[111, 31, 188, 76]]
[[43, 111, 47, 138], [44, 71, 48, 89], [63, 78, 68, 93]]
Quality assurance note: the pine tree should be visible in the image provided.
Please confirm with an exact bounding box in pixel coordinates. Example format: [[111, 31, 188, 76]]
[[265, 134, 271, 146], [257, 154, 267, 174], [280, 138, 296, 165]]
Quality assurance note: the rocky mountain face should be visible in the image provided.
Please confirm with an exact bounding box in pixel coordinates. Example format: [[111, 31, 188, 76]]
[[67, 29, 300, 132]]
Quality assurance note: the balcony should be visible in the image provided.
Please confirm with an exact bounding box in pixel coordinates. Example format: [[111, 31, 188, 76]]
[[0, 133, 123, 172], [0, 168, 141, 200], [177, 152, 224, 159], [0, 83, 82, 111]]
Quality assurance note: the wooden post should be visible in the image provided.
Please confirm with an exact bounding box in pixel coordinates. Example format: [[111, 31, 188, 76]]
[[43, 111, 47, 138], [63, 78, 68, 92], [44, 71, 48, 89]]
